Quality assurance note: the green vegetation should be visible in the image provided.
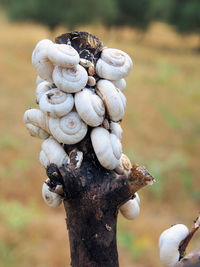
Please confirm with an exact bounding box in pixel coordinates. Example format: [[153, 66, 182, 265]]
[[0, 0, 117, 30], [1, 0, 200, 36]]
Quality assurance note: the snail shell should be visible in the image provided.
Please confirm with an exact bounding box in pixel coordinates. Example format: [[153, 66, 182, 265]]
[[75, 88, 105, 127], [79, 58, 93, 68], [47, 43, 80, 68], [96, 79, 125, 122], [36, 81, 53, 104], [91, 127, 122, 170], [112, 79, 126, 91], [96, 48, 133, 80], [25, 123, 49, 139], [110, 121, 123, 140], [39, 88, 74, 118], [159, 224, 189, 267], [40, 137, 69, 168], [118, 89, 126, 108], [87, 76, 96, 87], [24, 109, 50, 137], [32, 39, 54, 82], [53, 65, 88, 93], [119, 193, 140, 220], [115, 153, 131, 176], [42, 179, 62, 207], [49, 111, 87, 144]]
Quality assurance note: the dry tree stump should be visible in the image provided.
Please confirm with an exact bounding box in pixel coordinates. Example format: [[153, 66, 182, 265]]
[[46, 134, 154, 267], [25, 31, 155, 267]]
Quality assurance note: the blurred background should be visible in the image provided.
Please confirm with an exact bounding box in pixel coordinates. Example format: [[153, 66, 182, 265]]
[[0, 0, 199, 266]]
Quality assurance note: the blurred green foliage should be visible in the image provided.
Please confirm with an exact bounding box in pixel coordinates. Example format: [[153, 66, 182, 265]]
[[168, 0, 200, 34], [0, 0, 118, 30], [0, 0, 200, 34], [0, 199, 39, 230]]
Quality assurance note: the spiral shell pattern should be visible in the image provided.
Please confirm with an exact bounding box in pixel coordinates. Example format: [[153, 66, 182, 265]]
[[53, 65, 88, 93], [47, 43, 80, 68], [39, 88, 74, 118], [25, 36, 133, 171], [75, 88, 105, 127], [96, 48, 133, 80], [49, 111, 87, 144]]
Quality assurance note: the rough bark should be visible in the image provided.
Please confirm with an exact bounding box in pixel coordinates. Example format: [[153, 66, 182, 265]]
[[46, 135, 154, 267]]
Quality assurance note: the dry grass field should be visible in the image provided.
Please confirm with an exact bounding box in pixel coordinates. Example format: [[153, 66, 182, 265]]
[[0, 11, 200, 267]]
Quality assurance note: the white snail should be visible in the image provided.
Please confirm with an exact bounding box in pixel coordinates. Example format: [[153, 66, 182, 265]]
[[42, 179, 62, 207], [24, 108, 50, 138], [25, 123, 49, 139], [49, 111, 87, 144], [36, 81, 53, 104], [91, 127, 122, 170], [96, 48, 133, 81], [118, 89, 126, 109], [96, 79, 125, 122], [119, 193, 140, 220], [75, 88, 105, 127], [69, 149, 83, 169], [87, 76, 96, 87], [32, 39, 54, 82], [159, 224, 189, 267], [115, 153, 140, 220], [110, 121, 123, 140], [114, 153, 132, 176], [40, 137, 70, 168], [79, 58, 93, 68], [52, 65, 88, 93], [112, 79, 126, 91], [39, 88, 74, 118], [114, 153, 140, 220], [47, 43, 80, 68]]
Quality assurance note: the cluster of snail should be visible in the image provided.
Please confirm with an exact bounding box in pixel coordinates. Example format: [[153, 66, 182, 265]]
[[24, 37, 140, 219]]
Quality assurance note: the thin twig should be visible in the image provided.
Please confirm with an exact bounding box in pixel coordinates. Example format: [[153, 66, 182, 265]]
[[179, 215, 200, 259]]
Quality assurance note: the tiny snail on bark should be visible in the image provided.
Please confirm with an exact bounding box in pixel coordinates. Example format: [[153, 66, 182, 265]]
[[52, 65, 88, 93], [36, 81, 53, 104], [49, 111, 88, 145], [75, 88, 105, 127], [39, 88, 74, 118], [119, 193, 140, 220], [96, 79, 126, 122], [40, 137, 70, 168], [24, 108, 50, 138], [32, 39, 54, 82], [47, 43, 80, 68], [42, 178, 62, 207], [96, 48, 133, 80], [91, 127, 122, 170]]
